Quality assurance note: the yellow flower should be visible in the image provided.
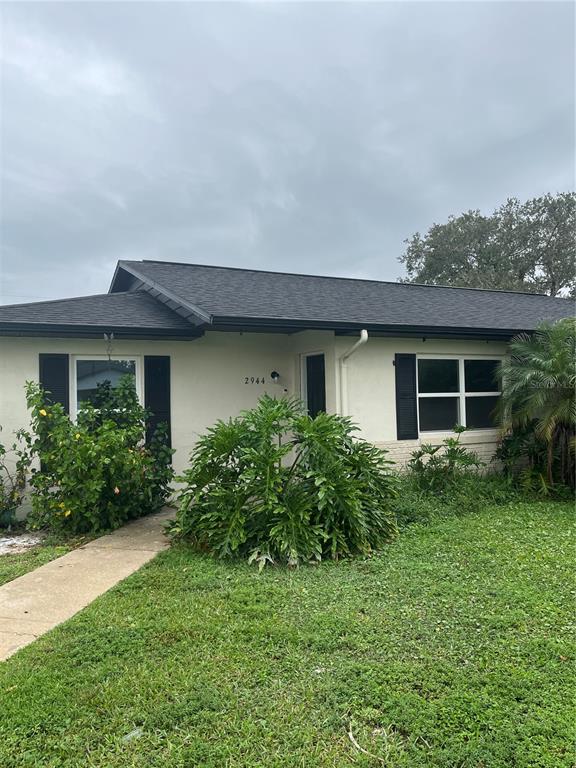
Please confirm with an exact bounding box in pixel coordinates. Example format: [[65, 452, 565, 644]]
[[58, 502, 65, 509], [75, 433, 81, 440], [65, 509, 72, 517], [39, 409, 47, 417]]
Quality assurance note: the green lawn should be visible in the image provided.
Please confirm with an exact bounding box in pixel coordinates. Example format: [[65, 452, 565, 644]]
[[0, 535, 90, 587], [1, 501, 573, 767]]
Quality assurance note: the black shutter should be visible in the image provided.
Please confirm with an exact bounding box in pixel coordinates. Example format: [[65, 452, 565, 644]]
[[395, 353, 418, 440], [39, 354, 69, 414], [144, 356, 171, 446]]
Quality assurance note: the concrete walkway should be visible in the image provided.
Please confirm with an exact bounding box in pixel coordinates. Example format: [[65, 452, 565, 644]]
[[0, 510, 173, 661]]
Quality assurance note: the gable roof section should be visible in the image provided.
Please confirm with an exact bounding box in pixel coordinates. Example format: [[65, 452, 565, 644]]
[[110, 260, 574, 336], [0, 290, 201, 338]]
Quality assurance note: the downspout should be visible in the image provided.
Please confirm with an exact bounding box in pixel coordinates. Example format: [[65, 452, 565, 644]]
[[339, 329, 368, 416]]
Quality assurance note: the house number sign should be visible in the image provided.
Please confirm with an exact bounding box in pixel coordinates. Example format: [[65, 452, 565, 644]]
[[244, 376, 267, 384]]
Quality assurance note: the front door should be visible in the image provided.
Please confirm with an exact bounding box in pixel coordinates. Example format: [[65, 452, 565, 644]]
[[305, 354, 326, 418]]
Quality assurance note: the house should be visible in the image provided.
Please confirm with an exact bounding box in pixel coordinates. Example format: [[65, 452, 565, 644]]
[[0, 260, 572, 473]]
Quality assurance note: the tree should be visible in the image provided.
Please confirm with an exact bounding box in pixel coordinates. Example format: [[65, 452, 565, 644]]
[[399, 192, 576, 296], [498, 318, 576, 488]]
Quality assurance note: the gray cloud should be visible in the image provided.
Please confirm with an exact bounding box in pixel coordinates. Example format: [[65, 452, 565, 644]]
[[1, 1, 574, 303]]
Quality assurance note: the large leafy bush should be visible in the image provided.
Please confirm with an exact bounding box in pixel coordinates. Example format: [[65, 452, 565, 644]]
[[24, 378, 173, 533], [170, 396, 397, 567]]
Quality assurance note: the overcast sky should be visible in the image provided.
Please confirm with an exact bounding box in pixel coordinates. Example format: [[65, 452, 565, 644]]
[[0, 1, 574, 304]]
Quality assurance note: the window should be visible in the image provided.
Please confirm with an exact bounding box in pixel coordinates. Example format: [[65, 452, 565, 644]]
[[72, 357, 141, 417], [418, 359, 459, 393], [417, 357, 501, 432]]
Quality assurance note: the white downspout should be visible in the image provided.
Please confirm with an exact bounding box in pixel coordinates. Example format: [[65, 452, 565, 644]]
[[339, 329, 368, 416]]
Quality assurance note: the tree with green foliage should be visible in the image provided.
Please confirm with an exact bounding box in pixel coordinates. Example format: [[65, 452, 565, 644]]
[[498, 318, 576, 489], [399, 192, 576, 296]]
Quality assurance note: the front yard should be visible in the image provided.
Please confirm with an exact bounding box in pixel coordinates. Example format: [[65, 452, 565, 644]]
[[1, 501, 573, 767]]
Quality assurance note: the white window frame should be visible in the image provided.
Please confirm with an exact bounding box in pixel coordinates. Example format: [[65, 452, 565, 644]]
[[70, 355, 144, 420], [416, 354, 503, 435]]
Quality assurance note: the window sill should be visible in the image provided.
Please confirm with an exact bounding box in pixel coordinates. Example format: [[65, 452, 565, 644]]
[[418, 427, 500, 445], [419, 427, 500, 438]]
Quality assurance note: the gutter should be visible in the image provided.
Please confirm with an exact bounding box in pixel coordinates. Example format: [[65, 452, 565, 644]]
[[339, 329, 368, 417], [210, 316, 530, 340], [0, 324, 204, 340]]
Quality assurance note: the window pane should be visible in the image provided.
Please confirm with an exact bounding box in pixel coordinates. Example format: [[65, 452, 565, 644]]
[[465, 360, 500, 392], [419, 397, 459, 431], [76, 360, 136, 405], [465, 396, 499, 429], [418, 359, 459, 393]]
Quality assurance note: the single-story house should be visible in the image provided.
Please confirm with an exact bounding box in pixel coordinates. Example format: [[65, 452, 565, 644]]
[[0, 260, 573, 474]]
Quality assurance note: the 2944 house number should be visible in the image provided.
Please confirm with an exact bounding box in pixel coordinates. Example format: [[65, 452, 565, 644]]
[[245, 376, 266, 384]]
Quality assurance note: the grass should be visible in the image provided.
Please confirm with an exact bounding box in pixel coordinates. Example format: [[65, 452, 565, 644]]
[[0, 533, 92, 587], [0, 501, 573, 767]]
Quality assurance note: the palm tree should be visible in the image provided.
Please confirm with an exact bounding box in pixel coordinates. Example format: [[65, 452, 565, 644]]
[[499, 318, 576, 487]]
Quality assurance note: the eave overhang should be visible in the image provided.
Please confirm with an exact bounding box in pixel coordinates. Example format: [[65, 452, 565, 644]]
[[209, 315, 527, 340], [0, 323, 205, 340], [0, 314, 531, 342]]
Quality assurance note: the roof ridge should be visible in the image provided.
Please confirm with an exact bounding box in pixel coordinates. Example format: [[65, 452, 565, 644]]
[[128, 259, 566, 299]]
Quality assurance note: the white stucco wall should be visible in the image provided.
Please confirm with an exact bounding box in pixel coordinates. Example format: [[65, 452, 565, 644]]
[[0, 333, 297, 476], [0, 331, 507, 477], [335, 335, 507, 465]]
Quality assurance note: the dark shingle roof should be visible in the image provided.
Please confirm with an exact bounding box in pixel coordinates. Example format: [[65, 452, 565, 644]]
[[0, 290, 197, 337], [113, 260, 574, 332], [2, 261, 573, 338]]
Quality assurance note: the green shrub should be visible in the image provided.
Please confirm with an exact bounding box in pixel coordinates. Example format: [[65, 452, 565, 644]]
[[392, 472, 520, 527], [495, 423, 574, 498], [407, 425, 484, 494], [393, 426, 524, 526], [169, 395, 397, 567], [23, 379, 173, 534], [0, 428, 31, 529]]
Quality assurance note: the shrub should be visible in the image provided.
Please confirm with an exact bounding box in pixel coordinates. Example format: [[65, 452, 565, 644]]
[[407, 425, 484, 495], [392, 426, 524, 526], [495, 425, 573, 498], [0, 428, 31, 529], [24, 379, 174, 534], [392, 472, 520, 527], [498, 318, 575, 489], [169, 395, 397, 567]]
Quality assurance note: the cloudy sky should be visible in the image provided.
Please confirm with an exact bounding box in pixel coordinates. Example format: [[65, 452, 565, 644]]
[[0, 1, 574, 304]]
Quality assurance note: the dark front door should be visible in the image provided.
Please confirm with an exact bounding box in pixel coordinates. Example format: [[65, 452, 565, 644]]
[[305, 354, 326, 418]]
